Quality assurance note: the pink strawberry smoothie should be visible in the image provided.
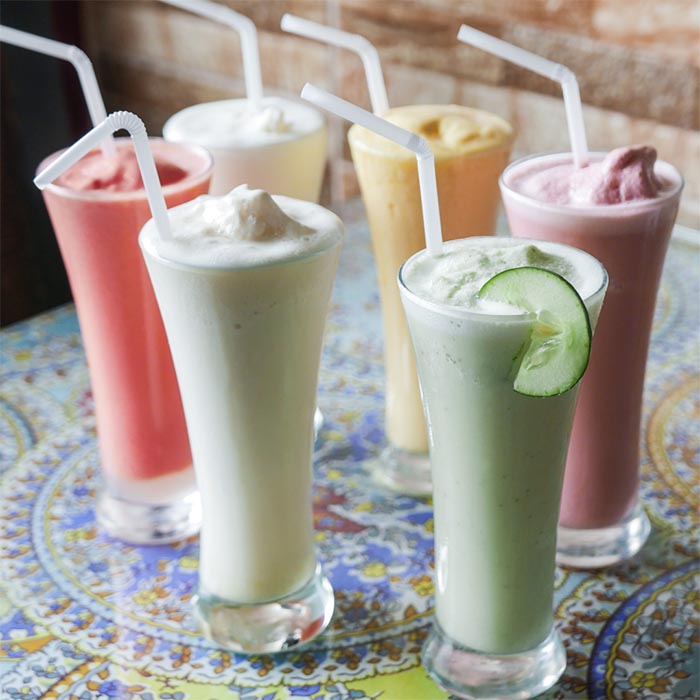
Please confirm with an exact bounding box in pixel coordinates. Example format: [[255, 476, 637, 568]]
[[39, 139, 213, 503], [501, 147, 683, 529]]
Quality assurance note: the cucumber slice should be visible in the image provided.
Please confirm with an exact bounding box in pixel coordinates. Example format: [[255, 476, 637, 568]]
[[478, 266, 592, 397]]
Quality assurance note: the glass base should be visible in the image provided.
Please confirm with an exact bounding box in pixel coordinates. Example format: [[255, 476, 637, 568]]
[[314, 407, 323, 441], [556, 503, 651, 569], [375, 444, 432, 497], [422, 623, 566, 700], [194, 565, 334, 654], [96, 489, 202, 545]]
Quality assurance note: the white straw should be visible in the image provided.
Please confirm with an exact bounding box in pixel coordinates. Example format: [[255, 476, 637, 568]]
[[457, 24, 589, 168], [302, 84, 442, 256], [281, 14, 389, 115], [0, 24, 116, 157], [34, 112, 171, 241], [161, 0, 263, 106]]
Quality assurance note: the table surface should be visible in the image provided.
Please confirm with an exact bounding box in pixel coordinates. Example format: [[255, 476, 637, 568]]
[[1, 204, 698, 700]]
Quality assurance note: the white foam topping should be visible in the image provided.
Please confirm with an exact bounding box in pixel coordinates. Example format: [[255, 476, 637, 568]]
[[163, 96, 325, 149], [402, 237, 604, 314], [141, 185, 342, 268]]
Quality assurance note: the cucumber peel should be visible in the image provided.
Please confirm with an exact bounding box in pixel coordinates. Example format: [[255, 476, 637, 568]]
[[478, 267, 592, 397]]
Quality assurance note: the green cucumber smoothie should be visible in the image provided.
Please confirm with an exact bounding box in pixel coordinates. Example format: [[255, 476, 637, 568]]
[[399, 237, 607, 654]]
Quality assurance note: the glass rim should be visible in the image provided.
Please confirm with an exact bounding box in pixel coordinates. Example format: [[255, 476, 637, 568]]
[[36, 137, 214, 203], [397, 236, 609, 323], [162, 96, 327, 151], [499, 151, 684, 217]]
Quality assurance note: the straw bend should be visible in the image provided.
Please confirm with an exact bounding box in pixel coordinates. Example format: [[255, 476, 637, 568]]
[[456, 23, 589, 168], [300, 83, 442, 257], [66, 45, 90, 69], [553, 64, 577, 85], [160, 0, 264, 105], [0, 23, 114, 155], [109, 110, 148, 136], [281, 14, 389, 115], [407, 133, 431, 159], [34, 111, 172, 241]]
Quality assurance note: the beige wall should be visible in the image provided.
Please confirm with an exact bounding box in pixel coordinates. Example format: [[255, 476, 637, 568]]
[[81, 0, 699, 226]]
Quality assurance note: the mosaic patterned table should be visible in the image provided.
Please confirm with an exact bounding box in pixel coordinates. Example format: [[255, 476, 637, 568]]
[[1, 207, 698, 700]]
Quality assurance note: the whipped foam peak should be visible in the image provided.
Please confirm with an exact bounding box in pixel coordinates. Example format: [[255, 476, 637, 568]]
[[508, 145, 672, 207], [570, 146, 661, 205], [53, 142, 189, 193], [239, 106, 292, 136], [350, 104, 513, 159], [194, 186, 313, 242], [141, 185, 342, 268]]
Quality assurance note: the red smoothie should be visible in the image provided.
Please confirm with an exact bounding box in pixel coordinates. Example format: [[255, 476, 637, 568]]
[[39, 139, 213, 506]]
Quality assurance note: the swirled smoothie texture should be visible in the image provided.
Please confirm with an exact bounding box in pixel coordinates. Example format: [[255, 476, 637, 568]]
[[352, 104, 512, 159], [402, 238, 602, 314], [55, 147, 189, 192], [509, 146, 671, 206], [142, 185, 341, 268]]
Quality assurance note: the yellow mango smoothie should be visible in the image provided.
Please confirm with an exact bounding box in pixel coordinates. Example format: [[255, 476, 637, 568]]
[[348, 105, 513, 493]]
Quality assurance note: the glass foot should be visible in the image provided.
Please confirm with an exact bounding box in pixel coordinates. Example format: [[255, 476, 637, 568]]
[[422, 622, 566, 700], [374, 444, 431, 497], [96, 489, 201, 545], [194, 564, 334, 654], [556, 503, 651, 569]]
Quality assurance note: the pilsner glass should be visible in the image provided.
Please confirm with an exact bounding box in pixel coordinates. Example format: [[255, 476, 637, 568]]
[[140, 195, 341, 652], [501, 152, 683, 567], [399, 237, 607, 699], [39, 138, 213, 543]]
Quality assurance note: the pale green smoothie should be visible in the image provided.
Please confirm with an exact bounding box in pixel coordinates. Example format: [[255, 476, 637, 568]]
[[399, 237, 606, 654]]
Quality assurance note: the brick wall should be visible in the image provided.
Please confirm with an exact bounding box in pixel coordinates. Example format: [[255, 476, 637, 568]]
[[81, 0, 699, 226]]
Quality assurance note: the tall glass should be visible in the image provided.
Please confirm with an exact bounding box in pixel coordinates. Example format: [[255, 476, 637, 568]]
[[163, 96, 327, 199], [140, 210, 341, 653], [164, 96, 328, 436], [399, 237, 607, 699], [348, 105, 513, 495], [501, 152, 683, 567], [38, 139, 213, 544]]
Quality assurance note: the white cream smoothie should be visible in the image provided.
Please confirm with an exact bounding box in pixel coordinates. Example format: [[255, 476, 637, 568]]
[[140, 186, 342, 606], [400, 237, 606, 654], [163, 97, 327, 200]]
